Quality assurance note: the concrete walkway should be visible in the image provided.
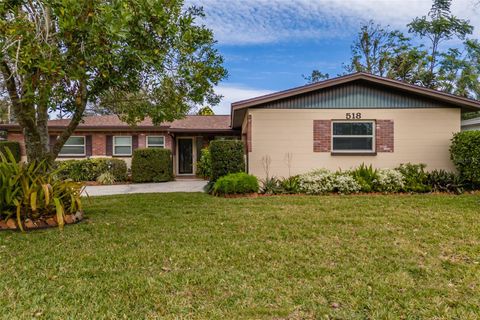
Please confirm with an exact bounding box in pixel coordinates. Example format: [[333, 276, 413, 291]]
[[83, 179, 207, 196]]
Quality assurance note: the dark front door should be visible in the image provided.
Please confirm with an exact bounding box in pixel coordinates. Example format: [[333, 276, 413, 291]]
[[178, 138, 193, 174]]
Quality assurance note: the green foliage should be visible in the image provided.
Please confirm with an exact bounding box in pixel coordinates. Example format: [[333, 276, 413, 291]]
[[396, 163, 431, 193], [0, 149, 83, 230], [197, 106, 215, 115], [210, 140, 245, 181], [427, 169, 464, 194], [450, 131, 480, 187], [0, 0, 227, 162], [96, 172, 116, 185], [350, 163, 379, 192], [131, 148, 173, 183], [90, 158, 128, 182], [307, 0, 480, 100], [55, 158, 127, 182], [0, 141, 21, 162], [260, 177, 283, 195], [195, 147, 212, 179], [281, 175, 301, 194], [212, 172, 259, 195]]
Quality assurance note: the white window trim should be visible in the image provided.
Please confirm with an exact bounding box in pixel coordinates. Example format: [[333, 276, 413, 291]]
[[113, 136, 132, 156], [59, 136, 86, 156], [331, 120, 376, 153], [146, 135, 165, 148]]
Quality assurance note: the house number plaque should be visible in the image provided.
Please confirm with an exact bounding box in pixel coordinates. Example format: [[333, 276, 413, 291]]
[[345, 112, 362, 120]]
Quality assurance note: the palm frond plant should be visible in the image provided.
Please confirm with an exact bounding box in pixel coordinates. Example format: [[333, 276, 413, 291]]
[[0, 148, 84, 231]]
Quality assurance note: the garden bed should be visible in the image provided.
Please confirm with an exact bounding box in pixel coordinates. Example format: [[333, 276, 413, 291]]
[[0, 211, 84, 231]]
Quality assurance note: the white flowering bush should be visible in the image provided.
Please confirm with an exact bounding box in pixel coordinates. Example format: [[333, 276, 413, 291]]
[[298, 169, 335, 194], [375, 169, 405, 192], [298, 169, 361, 194], [333, 172, 361, 194]]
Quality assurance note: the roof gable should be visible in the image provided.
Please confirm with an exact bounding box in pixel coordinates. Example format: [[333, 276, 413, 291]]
[[231, 72, 480, 128]]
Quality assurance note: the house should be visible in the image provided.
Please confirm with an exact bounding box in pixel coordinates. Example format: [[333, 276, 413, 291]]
[[1, 115, 238, 176], [231, 72, 480, 178], [461, 117, 480, 131], [2, 72, 480, 178]]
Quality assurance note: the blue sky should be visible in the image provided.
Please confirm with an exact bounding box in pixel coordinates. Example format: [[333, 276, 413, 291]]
[[186, 0, 480, 114]]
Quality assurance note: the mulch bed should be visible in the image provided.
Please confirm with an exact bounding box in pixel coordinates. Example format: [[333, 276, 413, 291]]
[[0, 211, 85, 232]]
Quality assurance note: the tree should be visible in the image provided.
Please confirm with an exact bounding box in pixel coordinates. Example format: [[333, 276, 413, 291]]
[[305, 0, 480, 104], [303, 70, 329, 84], [408, 0, 473, 88], [0, 0, 227, 163], [197, 106, 214, 115], [306, 21, 427, 85]]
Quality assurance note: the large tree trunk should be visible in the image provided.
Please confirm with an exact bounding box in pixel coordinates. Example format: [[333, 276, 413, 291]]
[[23, 125, 51, 164]]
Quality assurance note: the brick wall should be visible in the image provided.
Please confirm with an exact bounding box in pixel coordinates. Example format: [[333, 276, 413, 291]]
[[6, 133, 26, 156], [8, 131, 175, 158], [313, 119, 394, 153], [313, 120, 331, 152], [376, 120, 394, 152]]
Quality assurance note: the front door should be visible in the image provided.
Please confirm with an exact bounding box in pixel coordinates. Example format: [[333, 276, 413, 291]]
[[178, 138, 194, 174]]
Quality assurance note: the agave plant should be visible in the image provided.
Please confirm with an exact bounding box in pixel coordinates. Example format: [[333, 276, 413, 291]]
[[0, 148, 84, 231]]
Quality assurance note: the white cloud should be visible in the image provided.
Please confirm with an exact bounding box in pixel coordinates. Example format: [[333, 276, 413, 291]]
[[187, 0, 480, 45], [212, 84, 274, 114]]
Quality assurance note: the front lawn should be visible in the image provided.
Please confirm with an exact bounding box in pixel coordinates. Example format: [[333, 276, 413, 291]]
[[1, 193, 479, 319]]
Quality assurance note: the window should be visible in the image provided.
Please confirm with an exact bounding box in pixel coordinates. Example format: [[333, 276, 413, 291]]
[[146, 136, 165, 148], [113, 136, 132, 156], [59, 136, 85, 156], [332, 121, 375, 153]]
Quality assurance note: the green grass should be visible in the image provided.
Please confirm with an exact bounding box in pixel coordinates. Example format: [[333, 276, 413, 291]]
[[1, 193, 480, 319]]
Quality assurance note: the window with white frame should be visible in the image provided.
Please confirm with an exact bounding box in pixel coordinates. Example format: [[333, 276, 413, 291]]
[[332, 121, 375, 152], [59, 136, 85, 156], [113, 136, 132, 156], [146, 136, 165, 148]]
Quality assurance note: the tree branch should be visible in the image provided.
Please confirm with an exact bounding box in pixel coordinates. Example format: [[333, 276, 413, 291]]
[[51, 80, 87, 158]]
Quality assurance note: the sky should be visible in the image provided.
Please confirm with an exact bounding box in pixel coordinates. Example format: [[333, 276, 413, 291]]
[[185, 0, 480, 115]]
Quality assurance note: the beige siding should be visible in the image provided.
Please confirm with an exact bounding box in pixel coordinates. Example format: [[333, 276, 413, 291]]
[[246, 108, 461, 179]]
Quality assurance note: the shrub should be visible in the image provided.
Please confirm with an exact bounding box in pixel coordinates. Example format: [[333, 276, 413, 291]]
[[90, 158, 127, 182], [351, 164, 379, 192], [450, 131, 480, 187], [260, 176, 283, 195], [0, 150, 83, 230], [0, 141, 21, 162], [298, 169, 361, 195], [96, 172, 116, 185], [333, 172, 361, 194], [131, 148, 173, 183], [213, 172, 259, 195], [396, 163, 430, 193], [374, 169, 405, 193], [196, 147, 212, 179], [298, 169, 335, 194], [55, 158, 127, 182], [427, 169, 464, 194], [210, 140, 245, 181], [281, 175, 300, 194], [56, 159, 96, 181]]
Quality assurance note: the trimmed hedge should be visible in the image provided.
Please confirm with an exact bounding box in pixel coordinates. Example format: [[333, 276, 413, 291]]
[[210, 140, 245, 181], [131, 148, 173, 183], [0, 141, 21, 162], [56, 158, 127, 182], [213, 172, 259, 195], [450, 131, 480, 187]]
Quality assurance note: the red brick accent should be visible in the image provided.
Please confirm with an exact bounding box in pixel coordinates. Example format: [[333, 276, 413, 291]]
[[6, 133, 26, 156], [313, 120, 331, 152], [246, 115, 252, 152], [376, 120, 394, 152]]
